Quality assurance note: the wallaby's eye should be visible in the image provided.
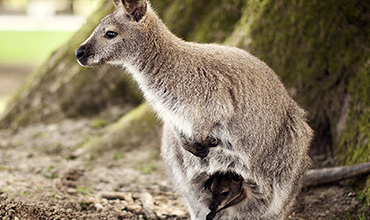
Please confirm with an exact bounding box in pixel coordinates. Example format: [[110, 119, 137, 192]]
[[221, 191, 229, 197], [104, 31, 118, 39]]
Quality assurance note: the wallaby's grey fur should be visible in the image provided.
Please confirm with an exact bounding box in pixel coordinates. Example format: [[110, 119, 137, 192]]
[[75, 0, 313, 219]]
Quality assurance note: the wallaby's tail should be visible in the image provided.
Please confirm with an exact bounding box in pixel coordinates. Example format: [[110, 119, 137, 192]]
[[303, 162, 370, 188]]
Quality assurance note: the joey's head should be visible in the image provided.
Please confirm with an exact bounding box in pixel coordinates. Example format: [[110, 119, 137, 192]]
[[205, 172, 246, 219], [75, 0, 148, 66]]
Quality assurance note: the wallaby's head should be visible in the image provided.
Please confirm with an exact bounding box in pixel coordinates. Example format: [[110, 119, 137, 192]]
[[75, 0, 149, 66], [206, 172, 246, 213]]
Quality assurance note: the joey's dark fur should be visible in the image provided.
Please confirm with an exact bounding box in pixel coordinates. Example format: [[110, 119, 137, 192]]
[[204, 172, 247, 220], [76, 0, 313, 219]]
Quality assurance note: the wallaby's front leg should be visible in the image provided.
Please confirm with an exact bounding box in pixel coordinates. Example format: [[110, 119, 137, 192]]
[[184, 116, 222, 158], [177, 103, 224, 158]]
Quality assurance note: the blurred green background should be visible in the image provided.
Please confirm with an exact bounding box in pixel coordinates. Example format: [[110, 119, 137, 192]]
[[0, 31, 74, 63], [0, 0, 98, 113]]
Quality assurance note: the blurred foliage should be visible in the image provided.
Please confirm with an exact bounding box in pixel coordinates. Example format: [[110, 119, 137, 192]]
[[0, 31, 74, 63]]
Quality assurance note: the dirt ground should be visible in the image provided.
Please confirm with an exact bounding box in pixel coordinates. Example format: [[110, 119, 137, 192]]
[[0, 64, 369, 220]]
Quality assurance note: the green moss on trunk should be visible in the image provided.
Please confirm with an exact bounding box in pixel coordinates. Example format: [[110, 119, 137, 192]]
[[337, 61, 370, 201], [158, 0, 245, 43], [240, 0, 370, 199]]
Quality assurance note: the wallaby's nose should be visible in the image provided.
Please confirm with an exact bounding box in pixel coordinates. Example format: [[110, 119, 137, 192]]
[[75, 47, 85, 60], [209, 202, 217, 211]]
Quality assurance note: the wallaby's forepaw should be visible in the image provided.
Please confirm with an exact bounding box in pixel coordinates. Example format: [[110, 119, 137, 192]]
[[192, 132, 220, 148], [186, 143, 209, 158], [206, 211, 216, 220], [204, 136, 220, 148], [190, 136, 220, 158], [178, 131, 220, 158]]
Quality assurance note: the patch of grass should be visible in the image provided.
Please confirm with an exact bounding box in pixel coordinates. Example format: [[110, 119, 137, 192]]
[[78, 201, 94, 209], [80, 137, 91, 146], [358, 213, 367, 220], [91, 118, 107, 129], [77, 185, 92, 196], [357, 187, 370, 207], [112, 152, 124, 160], [1, 187, 10, 193], [33, 131, 49, 139], [148, 149, 160, 160], [46, 166, 55, 172], [50, 190, 57, 200], [44, 173, 58, 180], [44, 166, 58, 179], [136, 162, 156, 175], [89, 153, 96, 161], [0, 31, 74, 63], [33, 185, 42, 191]]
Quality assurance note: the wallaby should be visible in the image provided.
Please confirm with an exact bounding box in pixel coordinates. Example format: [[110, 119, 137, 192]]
[[75, 0, 314, 219], [203, 172, 248, 220]]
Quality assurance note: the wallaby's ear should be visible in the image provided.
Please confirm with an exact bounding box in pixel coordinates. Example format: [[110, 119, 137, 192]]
[[228, 172, 241, 183], [113, 0, 125, 9], [115, 0, 147, 22], [204, 175, 215, 190]]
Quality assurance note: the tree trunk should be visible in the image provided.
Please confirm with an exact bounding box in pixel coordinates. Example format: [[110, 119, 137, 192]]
[[1, 0, 369, 200]]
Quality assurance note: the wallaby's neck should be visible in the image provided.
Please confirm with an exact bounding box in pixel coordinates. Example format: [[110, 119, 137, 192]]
[[126, 7, 185, 74]]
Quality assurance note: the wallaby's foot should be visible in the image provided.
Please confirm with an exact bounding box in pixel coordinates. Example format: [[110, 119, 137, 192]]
[[206, 211, 216, 220]]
